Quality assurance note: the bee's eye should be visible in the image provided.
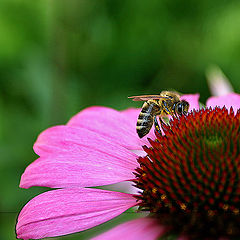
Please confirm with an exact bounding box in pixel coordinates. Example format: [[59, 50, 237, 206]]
[[177, 103, 183, 114]]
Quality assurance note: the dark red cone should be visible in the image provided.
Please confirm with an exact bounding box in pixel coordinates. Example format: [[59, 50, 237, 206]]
[[134, 107, 240, 239]]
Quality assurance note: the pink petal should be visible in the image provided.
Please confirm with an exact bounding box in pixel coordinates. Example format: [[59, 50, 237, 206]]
[[120, 108, 141, 123], [16, 188, 137, 239], [92, 217, 167, 240], [120, 108, 141, 138], [20, 153, 136, 189], [181, 94, 200, 111], [21, 126, 138, 188], [67, 106, 144, 150], [206, 93, 240, 112]]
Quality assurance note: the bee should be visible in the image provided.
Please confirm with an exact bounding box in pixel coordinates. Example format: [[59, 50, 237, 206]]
[[128, 91, 189, 138]]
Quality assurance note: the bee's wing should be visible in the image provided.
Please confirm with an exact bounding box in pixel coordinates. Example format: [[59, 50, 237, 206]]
[[128, 95, 169, 101]]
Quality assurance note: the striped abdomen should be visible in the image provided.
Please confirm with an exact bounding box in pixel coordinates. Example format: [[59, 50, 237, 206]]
[[136, 101, 160, 138]]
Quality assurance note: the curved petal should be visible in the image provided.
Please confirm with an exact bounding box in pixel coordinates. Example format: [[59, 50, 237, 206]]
[[20, 153, 136, 189], [67, 106, 144, 150], [92, 217, 167, 240], [34, 125, 137, 163], [16, 188, 137, 239], [206, 93, 240, 112], [120, 108, 141, 123], [120, 108, 141, 138], [181, 94, 200, 111], [22, 126, 138, 188]]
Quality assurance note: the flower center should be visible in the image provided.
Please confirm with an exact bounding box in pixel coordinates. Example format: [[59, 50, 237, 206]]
[[204, 135, 223, 148], [133, 107, 240, 239]]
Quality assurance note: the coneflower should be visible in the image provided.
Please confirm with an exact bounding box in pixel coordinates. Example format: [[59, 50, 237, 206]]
[[134, 106, 240, 239], [16, 93, 240, 240]]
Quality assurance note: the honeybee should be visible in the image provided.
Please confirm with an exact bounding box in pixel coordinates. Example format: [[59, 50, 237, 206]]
[[128, 91, 189, 138]]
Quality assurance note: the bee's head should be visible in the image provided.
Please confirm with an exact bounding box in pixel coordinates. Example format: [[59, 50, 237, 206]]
[[175, 100, 189, 116]]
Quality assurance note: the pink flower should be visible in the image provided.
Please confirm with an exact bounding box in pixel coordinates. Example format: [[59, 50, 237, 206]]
[[16, 93, 240, 240]]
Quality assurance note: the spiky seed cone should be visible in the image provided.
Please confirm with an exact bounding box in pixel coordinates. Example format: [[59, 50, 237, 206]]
[[133, 107, 240, 239]]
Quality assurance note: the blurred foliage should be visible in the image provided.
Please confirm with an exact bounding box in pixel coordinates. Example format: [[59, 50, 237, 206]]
[[1, 0, 240, 239]]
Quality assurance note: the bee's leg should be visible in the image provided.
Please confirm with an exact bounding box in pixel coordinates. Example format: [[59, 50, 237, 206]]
[[154, 116, 162, 136], [173, 112, 178, 120], [157, 116, 173, 134]]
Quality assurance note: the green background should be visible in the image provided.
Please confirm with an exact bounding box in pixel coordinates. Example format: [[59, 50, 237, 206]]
[[1, 0, 240, 239]]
